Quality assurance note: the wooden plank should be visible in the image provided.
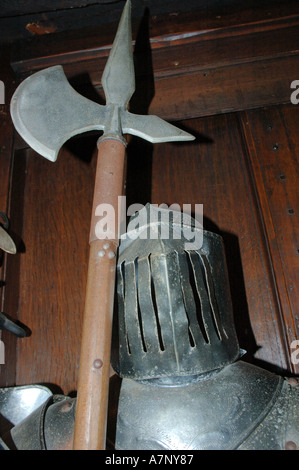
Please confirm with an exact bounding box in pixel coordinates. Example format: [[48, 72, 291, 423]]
[[150, 112, 292, 373], [0, 51, 19, 387], [0, 93, 14, 217], [241, 104, 299, 374], [2, 0, 299, 44], [11, 15, 299, 76], [0, 0, 109, 17], [1, 0, 296, 18], [10, 16, 299, 127], [148, 55, 299, 121], [14, 138, 98, 394]]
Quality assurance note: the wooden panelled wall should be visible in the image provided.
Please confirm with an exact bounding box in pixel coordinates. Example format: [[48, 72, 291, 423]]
[[0, 1, 298, 395]]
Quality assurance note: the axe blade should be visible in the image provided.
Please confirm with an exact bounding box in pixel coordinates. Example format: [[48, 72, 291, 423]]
[[10, 66, 107, 162]]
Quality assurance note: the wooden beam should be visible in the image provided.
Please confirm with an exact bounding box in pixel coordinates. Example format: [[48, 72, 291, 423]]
[[0, 51, 19, 387], [241, 104, 299, 374], [2, 0, 299, 45], [150, 112, 292, 373], [10, 15, 299, 125]]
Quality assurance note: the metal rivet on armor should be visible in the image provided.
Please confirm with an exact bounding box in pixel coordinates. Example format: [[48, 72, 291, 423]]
[[285, 441, 297, 450], [108, 250, 115, 259], [103, 243, 110, 250], [98, 250, 105, 257], [287, 377, 299, 387], [61, 401, 74, 413]]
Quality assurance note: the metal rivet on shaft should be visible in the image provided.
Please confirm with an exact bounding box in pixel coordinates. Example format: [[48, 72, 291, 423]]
[[93, 359, 103, 369]]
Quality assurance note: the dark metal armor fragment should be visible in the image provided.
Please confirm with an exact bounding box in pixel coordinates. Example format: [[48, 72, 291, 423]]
[[115, 362, 299, 450]]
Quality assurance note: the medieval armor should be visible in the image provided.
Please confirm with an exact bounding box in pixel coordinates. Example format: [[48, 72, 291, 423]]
[[112, 204, 299, 450]]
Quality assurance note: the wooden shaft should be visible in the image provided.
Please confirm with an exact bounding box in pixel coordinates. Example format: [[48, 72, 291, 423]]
[[73, 139, 126, 450]]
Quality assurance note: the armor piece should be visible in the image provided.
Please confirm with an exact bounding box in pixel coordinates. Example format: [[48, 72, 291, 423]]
[[0, 385, 74, 450], [113, 204, 299, 450], [116, 362, 299, 450], [111, 204, 240, 382], [9, 394, 75, 450]]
